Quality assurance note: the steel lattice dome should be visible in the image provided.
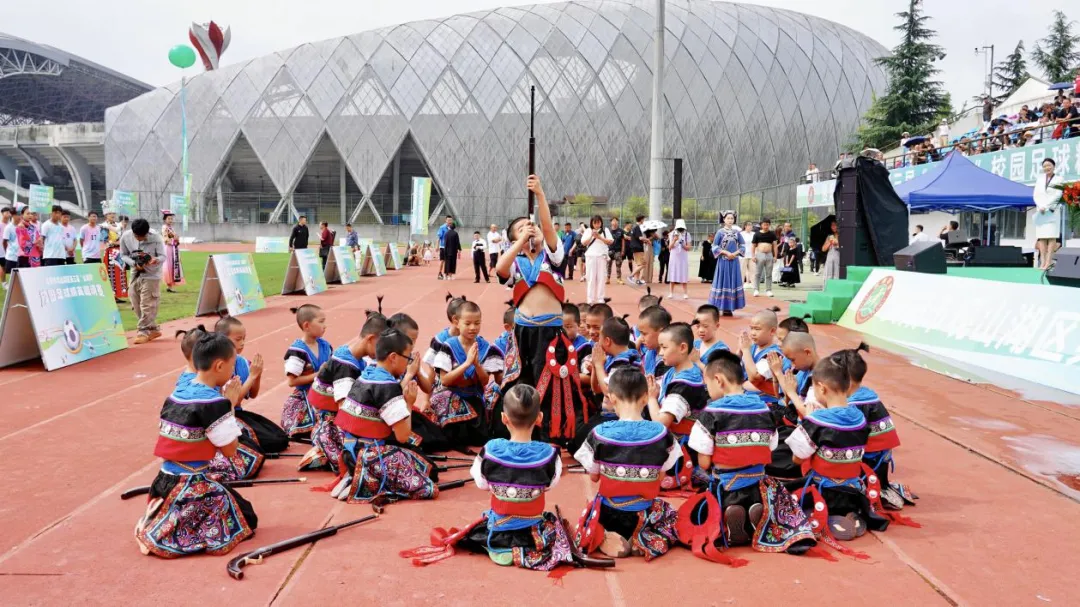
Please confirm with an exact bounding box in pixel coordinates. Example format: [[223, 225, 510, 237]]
[[105, 0, 888, 219]]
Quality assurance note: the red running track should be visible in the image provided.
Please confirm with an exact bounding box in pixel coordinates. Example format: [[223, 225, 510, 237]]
[[1, 263, 1079, 606]]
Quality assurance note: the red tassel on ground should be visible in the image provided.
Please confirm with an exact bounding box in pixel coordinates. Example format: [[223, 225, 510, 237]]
[[802, 545, 839, 562], [310, 455, 349, 492], [547, 565, 573, 584]]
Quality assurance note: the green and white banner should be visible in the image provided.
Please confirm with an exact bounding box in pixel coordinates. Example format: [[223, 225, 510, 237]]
[[839, 269, 1080, 396], [282, 248, 328, 296], [28, 184, 54, 214], [385, 242, 404, 270], [112, 190, 139, 217], [195, 253, 267, 317], [0, 264, 127, 371], [370, 244, 387, 277], [797, 137, 1080, 209], [325, 245, 360, 285], [254, 236, 289, 253], [411, 177, 431, 236]]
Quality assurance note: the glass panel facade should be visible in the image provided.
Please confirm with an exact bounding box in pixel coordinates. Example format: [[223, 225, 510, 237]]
[[105, 0, 888, 227]]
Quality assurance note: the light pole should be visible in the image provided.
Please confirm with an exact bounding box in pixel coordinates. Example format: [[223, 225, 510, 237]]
[[975, 45, 994, 101], [647, 0, 665, 222]]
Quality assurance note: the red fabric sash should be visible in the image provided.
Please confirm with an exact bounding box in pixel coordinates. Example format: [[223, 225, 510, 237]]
[[711, 445, 772, 468], [153, 436, 217, 461], [490, 494, 546, 517], [335, 413, 392, 440], [674, 492, 749, 567], [535, 333, 586, 438]]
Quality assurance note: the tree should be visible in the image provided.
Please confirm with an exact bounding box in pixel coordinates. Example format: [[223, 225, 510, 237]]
[[854, 0, 951, 151], [1032, 10, 1080, 83], [993, 41, 1029, 103]]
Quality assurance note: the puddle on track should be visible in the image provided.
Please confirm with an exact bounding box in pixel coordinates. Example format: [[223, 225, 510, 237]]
[[1003, 435, 1080, 501]]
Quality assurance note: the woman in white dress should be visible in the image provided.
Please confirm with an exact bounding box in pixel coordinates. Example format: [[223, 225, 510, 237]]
[[1033, 158, 1064, 270], [581, 215, 613, 304]]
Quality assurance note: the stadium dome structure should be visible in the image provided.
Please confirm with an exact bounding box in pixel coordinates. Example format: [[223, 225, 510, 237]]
[[104, 0, 888, 224]]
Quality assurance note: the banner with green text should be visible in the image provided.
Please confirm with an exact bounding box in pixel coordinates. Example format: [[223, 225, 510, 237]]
[[839, 269, 1080, 396]]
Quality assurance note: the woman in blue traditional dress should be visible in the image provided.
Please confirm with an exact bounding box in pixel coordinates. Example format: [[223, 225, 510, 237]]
[[708, 212, 746, 317]]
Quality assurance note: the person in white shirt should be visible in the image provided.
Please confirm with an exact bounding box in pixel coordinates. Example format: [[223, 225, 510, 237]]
[[1, 206, 14, 284], [739, 221, 756, 284], [79, 211, 103, 263], [39, 205, 68, 267], [471, 230, 489, 283], [580, 215, 613, 304], [486, 224, 502, 270], [909, 225, 931, 245], [61, 210, 77, 264]]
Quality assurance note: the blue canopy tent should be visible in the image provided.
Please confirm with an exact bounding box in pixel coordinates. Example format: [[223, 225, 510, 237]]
[[895, 151, 1035, 212], [895, 151, 1035, 245]]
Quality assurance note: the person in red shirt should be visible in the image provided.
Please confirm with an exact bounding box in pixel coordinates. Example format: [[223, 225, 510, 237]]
[[319, 222, 334, 268]]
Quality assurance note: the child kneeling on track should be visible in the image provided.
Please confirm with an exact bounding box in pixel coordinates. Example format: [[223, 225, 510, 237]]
[[400, 384, 574, 571], [135, 332, 257, 557], [331, 329, 438, 503]]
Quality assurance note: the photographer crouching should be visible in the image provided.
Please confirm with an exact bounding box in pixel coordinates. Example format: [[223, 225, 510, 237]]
[[120, 218, 165, 344]]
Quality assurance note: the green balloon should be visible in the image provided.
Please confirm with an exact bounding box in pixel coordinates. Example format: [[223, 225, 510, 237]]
[[168, 45, 197, 69]]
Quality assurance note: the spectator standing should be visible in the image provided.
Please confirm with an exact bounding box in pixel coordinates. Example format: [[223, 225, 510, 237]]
[[782, 222, 795, 240], [739, 221, 755, 284], [576, 223, 587, 281], [910, 225, 930, 244], [581, 215, 613, 304], [471, 230, 489, 283], [120, 218, 165, 344], [442, 221, 461, 280], [697, 228, 716, 284], [2, 208, 19, 282], [486, 224, 502, 270], [318, 221, 333, 268], [79, 212, 102, 263], [821, 220, 841, 286], [751, 218, 778, 297], [606, 217, 626, 284], [778, 236, 801, 288], [436, 215, 453, 279], [561, 222, 577, 280], [61, 211, 77, 264], [657, 229, 670, 284], [345, 223, 359, 251], [39, 205, 67, 267], [667, 219, 691, 299], [803, 163, 820, 183], [628, 215, 647, 285], [288, 215, 309, 251], [624, 221, 636, 274]]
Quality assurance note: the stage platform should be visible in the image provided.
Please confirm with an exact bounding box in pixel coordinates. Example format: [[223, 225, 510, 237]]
[[945, 266, 1045, 285]]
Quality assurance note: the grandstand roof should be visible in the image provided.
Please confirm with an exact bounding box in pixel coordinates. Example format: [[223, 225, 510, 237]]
[[0, 32, 152, 126]]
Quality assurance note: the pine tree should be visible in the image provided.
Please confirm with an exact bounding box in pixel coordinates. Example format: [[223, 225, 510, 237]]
[[1031, 10, 1080, 83], [855, 0, 951, 152], [992, 41, 1028, 104]]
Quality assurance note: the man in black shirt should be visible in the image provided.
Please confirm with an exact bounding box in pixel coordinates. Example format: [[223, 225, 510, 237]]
[[606, 216, 626, 284], [288, 215, 309, 251], [1057, 97, 1080, 138]]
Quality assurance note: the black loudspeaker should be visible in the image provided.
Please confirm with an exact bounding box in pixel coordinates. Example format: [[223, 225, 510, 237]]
[[964, 246, 1027, 267], [1047, 248, 1080, 287], [894, 240, 947, 274], [835, 168, 876, 278]]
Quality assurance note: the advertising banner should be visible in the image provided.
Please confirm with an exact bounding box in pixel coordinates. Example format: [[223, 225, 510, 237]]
[[839, 269, 1080, 396], [797, 138, 1080, 209], [255, 236, 290, 253], [113, 190, 139, 217], [28, 184, 54, 214], [325, 246, 360, 285], [194, 253, 267, 317], [0, 264, 127, 371], [385, 242, 404, 270], [411, 177, 431, 236], [369, 243, 387, 277], [282, 248, 328, 296]]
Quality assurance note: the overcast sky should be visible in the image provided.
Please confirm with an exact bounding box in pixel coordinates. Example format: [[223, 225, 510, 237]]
[[6, 0, 1075, 109]]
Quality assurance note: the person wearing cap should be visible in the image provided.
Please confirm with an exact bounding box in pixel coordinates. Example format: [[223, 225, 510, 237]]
[[667, 218, 692, 299], [161, 210, 184, 292]]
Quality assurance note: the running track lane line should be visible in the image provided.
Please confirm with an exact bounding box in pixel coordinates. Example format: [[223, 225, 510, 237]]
[[0, 284, 403, 444], [870, 531, 966, 606], [268, 503, 346, 606]]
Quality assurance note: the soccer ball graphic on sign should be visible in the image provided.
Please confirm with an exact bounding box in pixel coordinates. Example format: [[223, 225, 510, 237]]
[[62, 319, 83, 353], [234, 288, 245, 309]]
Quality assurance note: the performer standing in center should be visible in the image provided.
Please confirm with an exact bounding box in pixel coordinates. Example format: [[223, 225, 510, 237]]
[[493, 174, 587, 445]]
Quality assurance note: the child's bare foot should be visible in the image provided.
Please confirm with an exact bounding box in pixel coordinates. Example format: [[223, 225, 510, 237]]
[[598, 531, 632, 558]]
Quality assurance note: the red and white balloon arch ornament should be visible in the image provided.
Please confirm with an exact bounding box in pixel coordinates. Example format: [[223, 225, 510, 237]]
[[188, 21, 231, 71]]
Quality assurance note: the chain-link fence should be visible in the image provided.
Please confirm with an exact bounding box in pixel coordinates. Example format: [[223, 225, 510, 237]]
[[57, 177, 826, 243]]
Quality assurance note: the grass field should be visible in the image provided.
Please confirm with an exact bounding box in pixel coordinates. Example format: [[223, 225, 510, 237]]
[[110, 252, 291, 329]]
